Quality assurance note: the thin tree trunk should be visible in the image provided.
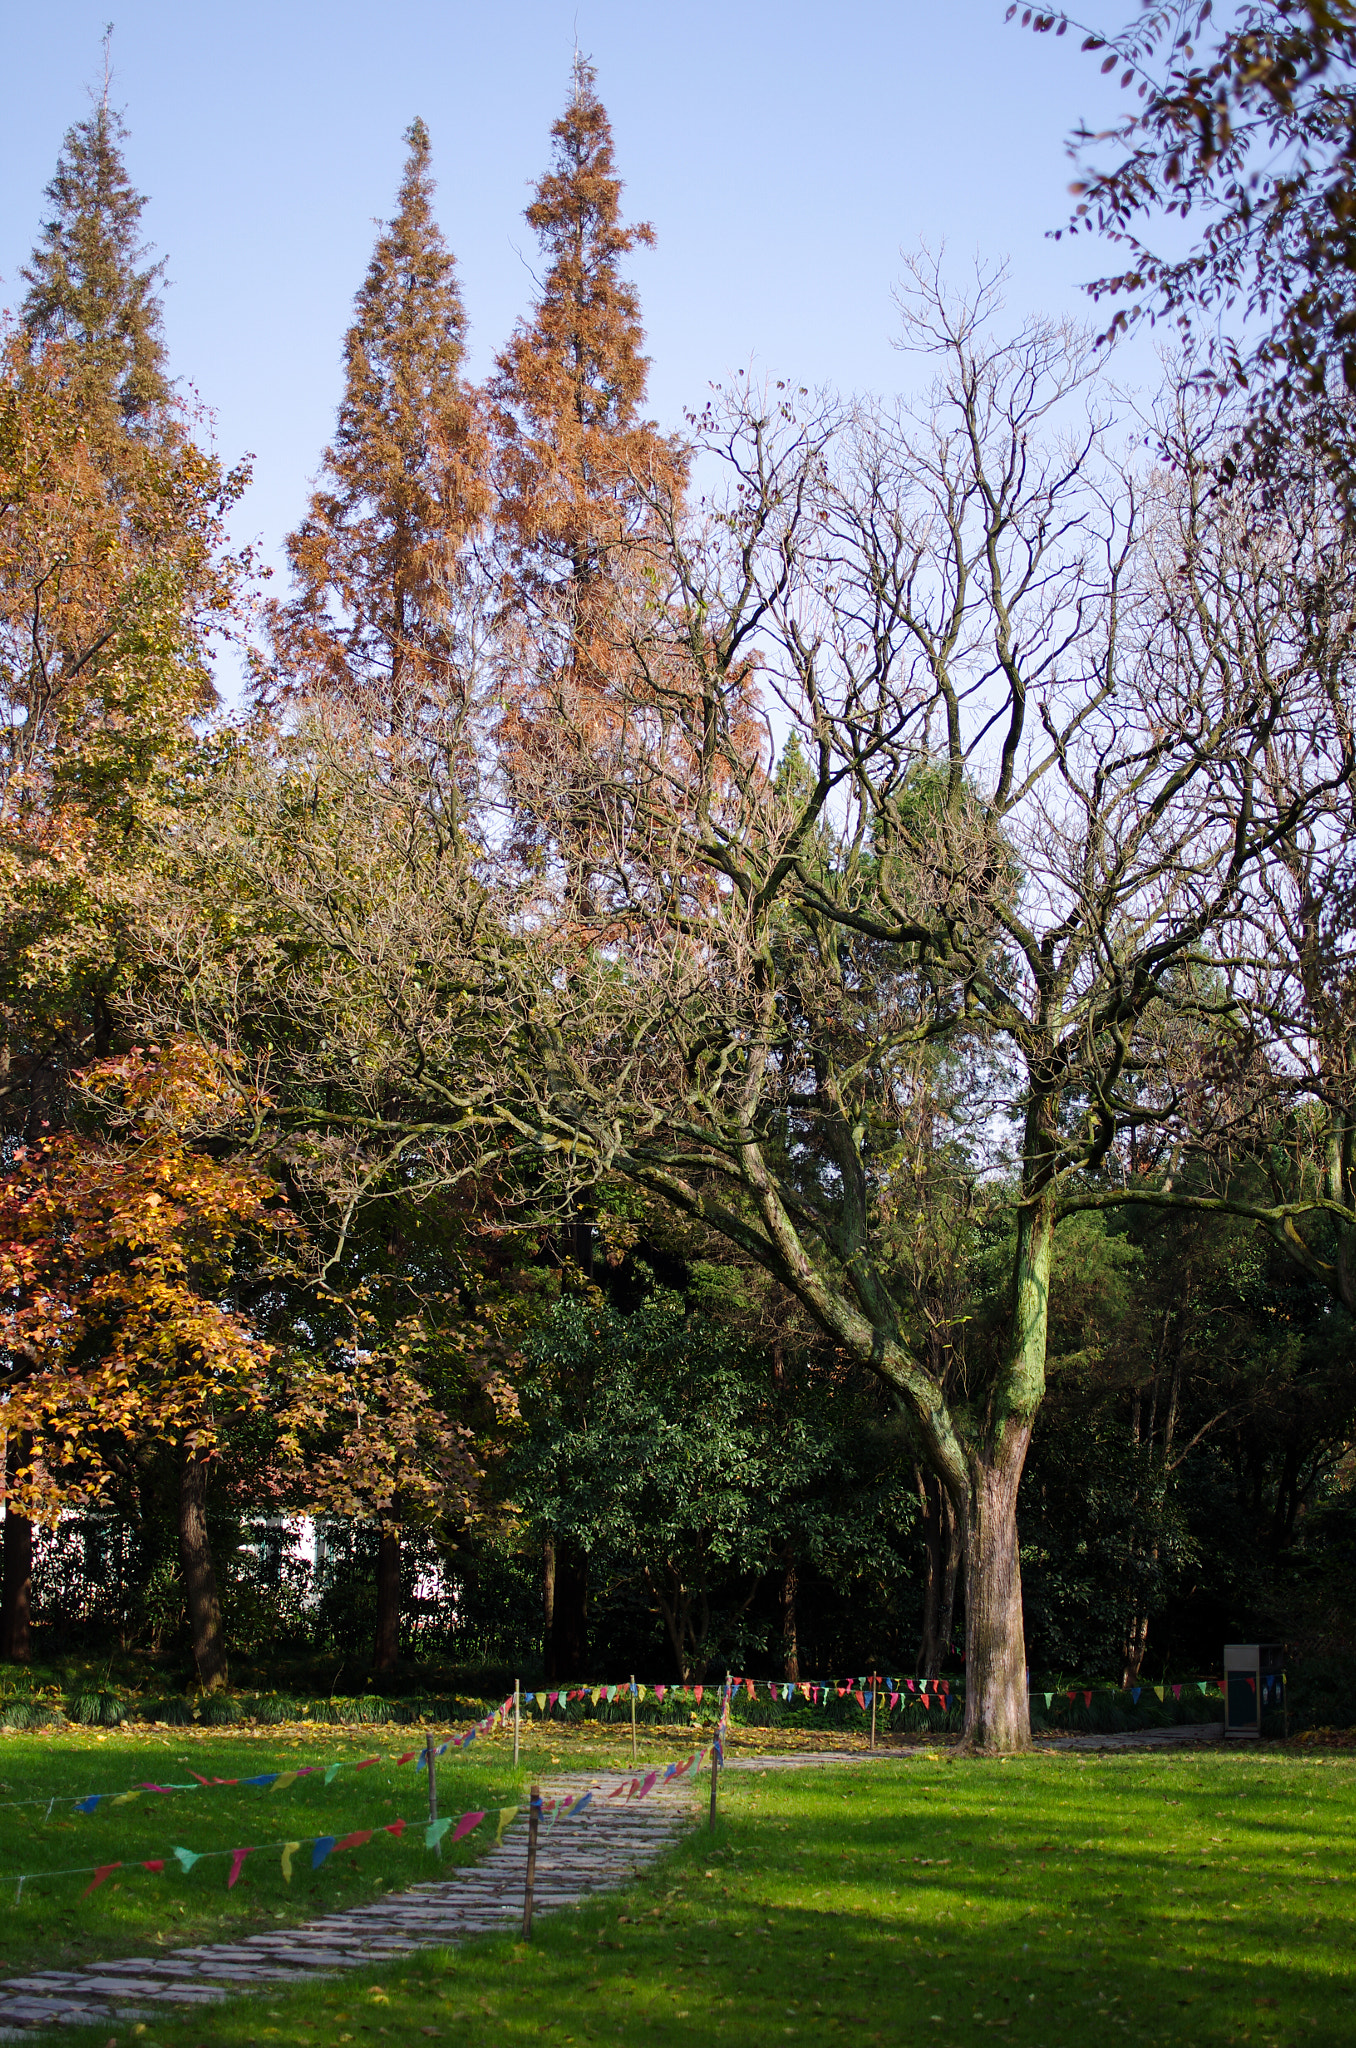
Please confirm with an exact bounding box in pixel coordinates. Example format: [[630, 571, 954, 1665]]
[[549, 1537, 588, 1679], [1, 1430, 33, 1663], [178, 1443, 226, 1693], [374, 1526, 401, 1672], [916, 1467, 961, 1678], [542, 1534, 557, 1679], [781, 1558, 800, 1681], [1, 1513, 33, 1665]]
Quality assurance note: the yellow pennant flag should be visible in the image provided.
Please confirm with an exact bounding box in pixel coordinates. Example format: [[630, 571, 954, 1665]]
[[280, 1841, 301, 1884], [592, 1687, 602, 1707], [271, 1771, 299, 1794], [495, 1807, 519, 1843], [637, 1686, 647, 1702], [1154, 1687, 1164, 1700], [110, 1790, 142, 1807]]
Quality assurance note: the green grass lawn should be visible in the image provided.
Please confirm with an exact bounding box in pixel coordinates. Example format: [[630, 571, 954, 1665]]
[[7, 1737, 1355, 2047]]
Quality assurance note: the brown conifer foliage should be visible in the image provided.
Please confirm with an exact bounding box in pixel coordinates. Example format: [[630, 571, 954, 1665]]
[[491, 61, 688, 790], [267, 121, 488, 733]]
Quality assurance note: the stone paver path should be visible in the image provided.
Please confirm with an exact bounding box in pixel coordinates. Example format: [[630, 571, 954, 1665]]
[[0, 1773, 696, 2035]]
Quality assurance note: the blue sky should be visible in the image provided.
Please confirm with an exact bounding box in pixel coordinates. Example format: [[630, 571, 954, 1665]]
[[3, 2, 1139, 625]]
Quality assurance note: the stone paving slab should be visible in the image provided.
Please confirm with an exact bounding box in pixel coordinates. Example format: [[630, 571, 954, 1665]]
[[0, 1772, 698, 2032]]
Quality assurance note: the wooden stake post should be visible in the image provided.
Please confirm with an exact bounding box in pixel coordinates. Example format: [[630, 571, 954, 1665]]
[[522, 1783, 541, 1939]]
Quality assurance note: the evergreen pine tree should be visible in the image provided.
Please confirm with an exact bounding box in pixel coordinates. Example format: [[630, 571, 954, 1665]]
[[21, 94, 170, 429], [490, 59, 687, 768], [269, 119, 488, 730]]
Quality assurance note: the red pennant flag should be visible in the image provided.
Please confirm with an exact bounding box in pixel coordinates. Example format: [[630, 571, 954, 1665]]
[[334, 1830, 374, 1855], [745, 1679, 755, 1698], [394, 1749, 420, 1766], [694, 1684, 703, 1703], [384, 1818, 407, 1837], [355, 1757, 381, 1771], [82, 1862, 121, 1896], [142, 1859, 166, 1874], [189, 1771, 211, 1784], [1084, 1692, 1092, 1707], [227, 1848, 250, 1890], [1068, 1689, 1076, 1701], [853, 1690, 865, 1709]]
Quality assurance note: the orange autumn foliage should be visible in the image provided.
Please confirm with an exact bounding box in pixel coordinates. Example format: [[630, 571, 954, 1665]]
[[0, 1040, 292, 1522], [491, 62, 688, 793]]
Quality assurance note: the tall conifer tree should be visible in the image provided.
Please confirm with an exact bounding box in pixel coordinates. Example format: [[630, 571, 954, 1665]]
[[269, 120, 488, 731], [490, 60, 687, 765], [21, 92, 170, 432]]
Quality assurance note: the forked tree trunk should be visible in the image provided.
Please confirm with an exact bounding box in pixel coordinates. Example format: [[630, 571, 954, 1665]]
[[1, 1507, 33, 1664], [374, 1527, 401, 1672], [178, 1444, 226, 1692], [959, 1425, 1032, 1751], [955, 1192, 1051, 1753]]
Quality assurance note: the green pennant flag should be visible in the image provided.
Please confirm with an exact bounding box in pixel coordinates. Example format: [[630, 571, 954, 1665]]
[[426, 1818, 452, 1849], [172, 1847, 202, 1873], [1044, 1693, 1053, 1707], [324, 1764, 344, 1786]]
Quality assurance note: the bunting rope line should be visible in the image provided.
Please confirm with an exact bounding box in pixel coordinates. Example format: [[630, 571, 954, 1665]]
[[722, 1673, 1247, 1711], [3, 1728, 724, 1905], [0, 1696, 514, 1818]]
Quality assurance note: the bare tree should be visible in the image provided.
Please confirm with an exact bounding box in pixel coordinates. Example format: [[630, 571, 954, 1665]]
[[145, 265, 1352, 1749]]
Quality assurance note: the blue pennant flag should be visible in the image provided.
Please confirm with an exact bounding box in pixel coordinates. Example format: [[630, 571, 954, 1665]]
[[312, 1836, 337, 1869]]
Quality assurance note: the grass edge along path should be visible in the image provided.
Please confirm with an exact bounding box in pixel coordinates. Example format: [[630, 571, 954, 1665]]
[[13, 1743, 1354, 2048]]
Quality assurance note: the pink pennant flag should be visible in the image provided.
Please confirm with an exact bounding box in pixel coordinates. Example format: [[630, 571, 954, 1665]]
[[638, 1770, 659, 1799], [1172, 1684, 1182, 1699], [889, 1692, 899, 1709], [82, 1862, 121, 1896], [227, 1848, 250, 1890], [451, 1812, 485, 1843], [655, 1684, 666, 1702]]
